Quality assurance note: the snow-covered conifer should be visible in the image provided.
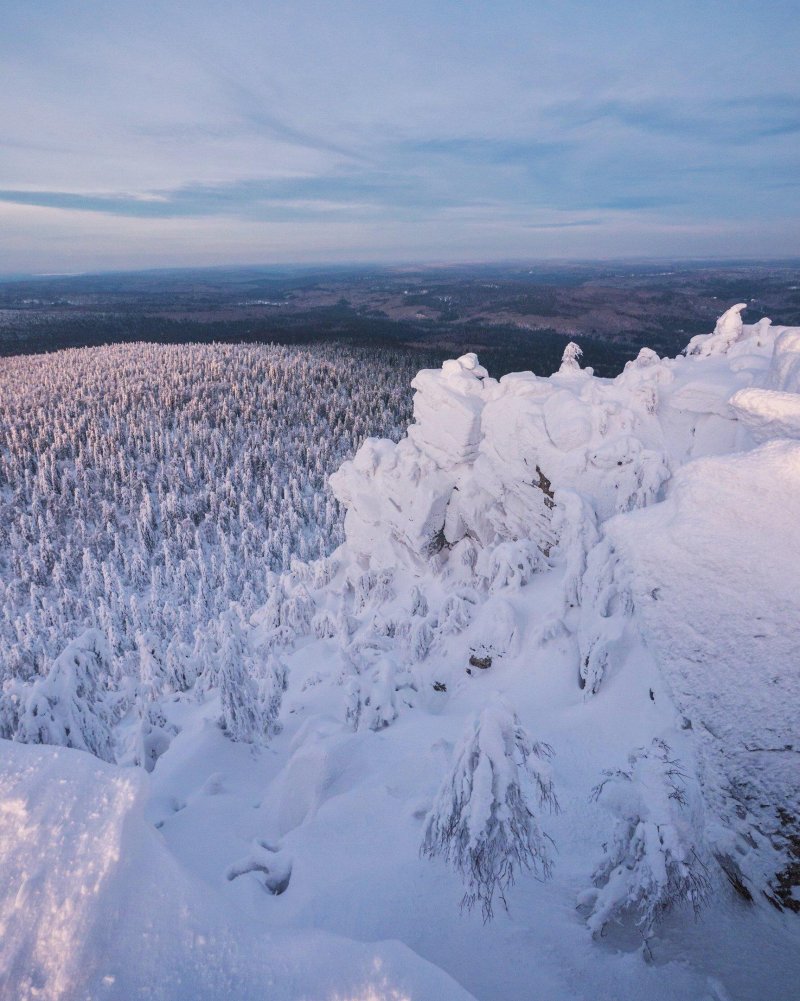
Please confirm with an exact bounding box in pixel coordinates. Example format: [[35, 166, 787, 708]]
[[12, 629, 115, 762], [422, 702, 558, 919], [477, 539, 544, 592], [362, 658, 399, 731], [257, 651, 287, 738], [0, 341, 416, 696], [579, 738, 711, 939], [343, 677, 363, 732], [165, 635, 196, 692], [136, 629, 166, 699], [559, 341, 583, 373], [551, 489, 600, 613], [217, 607, 265, 743], [436, 591, 476, 635], [312, 609, 338, 639], [132, 701, 174, 772], [284, 583, 315, 637], [409, 619, 434, 662], [409, 584, 428, 617], [578, 539, 633, 693]]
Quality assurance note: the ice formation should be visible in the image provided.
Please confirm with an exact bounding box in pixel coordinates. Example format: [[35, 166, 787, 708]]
[[325, 304, 799, 908]]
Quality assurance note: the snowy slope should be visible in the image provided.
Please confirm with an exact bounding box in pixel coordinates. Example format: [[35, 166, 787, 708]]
[[0, 741, 478, 1001], [604, 441, 800, 900], [1, 304, 799, 1000]]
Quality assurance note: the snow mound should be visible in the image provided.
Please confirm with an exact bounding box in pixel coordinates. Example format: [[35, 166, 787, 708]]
[[0, 742, 477, 1001], [0, 743, 142, 1000], [603, 441, 800, 892]]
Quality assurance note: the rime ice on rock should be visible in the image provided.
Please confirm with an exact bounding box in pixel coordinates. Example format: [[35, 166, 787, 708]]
[[685, 302, 748, 357], [408, 352, 489, 467], [326, 305, 800, 915]]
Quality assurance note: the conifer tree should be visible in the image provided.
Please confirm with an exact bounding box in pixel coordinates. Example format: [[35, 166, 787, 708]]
[[422, 702, 558, 919]]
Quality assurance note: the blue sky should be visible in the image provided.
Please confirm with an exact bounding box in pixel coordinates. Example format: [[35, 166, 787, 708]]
[[1, 1, 799, 271]]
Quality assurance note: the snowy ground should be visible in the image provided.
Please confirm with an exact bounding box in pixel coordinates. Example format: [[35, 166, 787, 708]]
[[1, 305, 799, 1000]]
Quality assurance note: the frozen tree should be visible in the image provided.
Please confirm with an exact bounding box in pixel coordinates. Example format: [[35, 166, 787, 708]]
[[343, 657, 414, 732], [344, 677, 363, 732], [579, 738, 711, 939], [373, 568, 395, 605], [476, 539, 545, 592], [578, 538, 633, 693], [135, 629, 166, 699], [257, 651, 287, 738], [312, 609, 338, 639], [258, 580, 286, 633], [470, 598, 519, 665], [283, 583, 316, 638], [409, 584, 429, 617], [0, 340, 419, 703], [217, 608, 266, 744], [352, 571, 377, 615], [165, 635, 196, 692], [551, 488, 600, 613], [132, 702, 174, 773], [191, 622, 220, 695], [436, 590, 476, 635], [422, 702, 558, 919], [685, 302, 747, 357], [12, 629, 115, 762], [362, 658, 400, 731], [559, 341, 583, 373], [409, 618, 434, 662]]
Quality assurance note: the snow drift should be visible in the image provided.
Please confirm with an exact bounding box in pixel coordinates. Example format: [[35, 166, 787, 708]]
[[0, 742, 477, 1001]]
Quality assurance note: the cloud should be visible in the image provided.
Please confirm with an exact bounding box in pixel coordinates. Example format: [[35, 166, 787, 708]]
[[546, 94, 800, 146], [0, 171, 457, 221], [522, 219, 603, 230], [0, 1, 799, 267]]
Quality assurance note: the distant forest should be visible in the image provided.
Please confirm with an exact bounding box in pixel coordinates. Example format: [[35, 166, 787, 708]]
[[2, 260, 798, 377], [0, 309, 643, 378]]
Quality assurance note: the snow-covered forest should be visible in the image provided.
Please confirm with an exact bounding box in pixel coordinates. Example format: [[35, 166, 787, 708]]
[[1, 310, 799, 1001], [0, 342, 417, 699]]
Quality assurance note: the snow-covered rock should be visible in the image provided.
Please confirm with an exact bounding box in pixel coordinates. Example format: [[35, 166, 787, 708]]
[[326, 307, 799, 911], [601, 440, 800, 900], [330, 311, 777, 579]]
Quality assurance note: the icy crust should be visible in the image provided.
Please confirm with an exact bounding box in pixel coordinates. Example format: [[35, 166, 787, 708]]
[[0, 742, 478, 1001]]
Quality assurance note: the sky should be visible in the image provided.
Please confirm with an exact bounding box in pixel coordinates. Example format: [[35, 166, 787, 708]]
[[1, 1, 799, 273]]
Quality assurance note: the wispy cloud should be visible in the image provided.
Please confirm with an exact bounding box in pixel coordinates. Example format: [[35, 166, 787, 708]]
[[546, 94, 800, 145], [0, 170, 465, 221], [1, 1, 798, 268]]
